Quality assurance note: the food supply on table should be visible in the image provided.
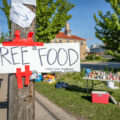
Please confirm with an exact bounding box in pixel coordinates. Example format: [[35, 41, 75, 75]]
[[85, 69, 120, 81]]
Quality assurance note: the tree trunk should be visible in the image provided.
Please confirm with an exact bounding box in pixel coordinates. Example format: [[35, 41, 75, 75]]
[[8, 5, 36, 120]]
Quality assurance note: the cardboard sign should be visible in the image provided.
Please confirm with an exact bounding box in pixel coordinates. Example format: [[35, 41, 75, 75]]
[[11, 0, 36, 6], [0, 43, 80, 73], [10, 3, 35, 28]]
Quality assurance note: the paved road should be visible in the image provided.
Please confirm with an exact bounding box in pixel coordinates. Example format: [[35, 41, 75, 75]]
[[81, 62, 120, 70]]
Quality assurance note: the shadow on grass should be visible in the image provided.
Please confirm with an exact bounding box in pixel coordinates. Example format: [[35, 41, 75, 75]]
[[66, 85, 101, 93], [66, 85, 88, 93], [66, 85, 114, 95], [81, 96, 92, 102], [65, 85, 92, 102]]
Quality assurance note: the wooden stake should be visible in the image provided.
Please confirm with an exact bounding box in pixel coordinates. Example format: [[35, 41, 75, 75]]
[[8, 4, 36, 120]]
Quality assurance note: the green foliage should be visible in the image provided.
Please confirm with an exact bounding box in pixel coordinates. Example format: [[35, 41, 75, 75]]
[[0, 0, 74, 43], [0, 32, 4, 43], [0, 0, 11, 33], [94, 0, 120, 60], [80, 68, 85, 77], [0, 32, 9, 43], [86, 54, 103, 60], [86, 54, 95, 60], [36, 0, 74, 42]]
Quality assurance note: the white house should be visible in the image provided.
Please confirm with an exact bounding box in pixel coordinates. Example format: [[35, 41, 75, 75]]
[[90, 44, 105, 53]]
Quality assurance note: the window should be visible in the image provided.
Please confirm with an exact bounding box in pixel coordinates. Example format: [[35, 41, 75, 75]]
[[54, 39, 57, 43], [81, 41, 83, 45], [67, 40, 69, 43], [59, 40, 62, 43]]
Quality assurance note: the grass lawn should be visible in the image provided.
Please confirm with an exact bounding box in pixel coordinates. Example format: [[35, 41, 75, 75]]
[[35, 73, 120, 120]]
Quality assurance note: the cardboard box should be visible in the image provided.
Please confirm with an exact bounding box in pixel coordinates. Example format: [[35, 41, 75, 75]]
[[91, 91, 110, 104]]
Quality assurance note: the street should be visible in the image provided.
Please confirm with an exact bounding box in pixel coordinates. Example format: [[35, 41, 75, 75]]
[[81, 62, 120, 70]]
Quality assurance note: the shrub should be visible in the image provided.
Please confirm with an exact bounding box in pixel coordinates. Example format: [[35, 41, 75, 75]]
[[86, 54, 103, 60], [80, 68, 85, 77]]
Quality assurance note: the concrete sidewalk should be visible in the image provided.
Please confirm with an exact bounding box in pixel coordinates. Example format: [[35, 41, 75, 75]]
[[35, 91, 77, 120], [0, 74, 8, 120]]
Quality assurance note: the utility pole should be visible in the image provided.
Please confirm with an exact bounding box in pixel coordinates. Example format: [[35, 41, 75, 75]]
[[8, 2, 36, 120]]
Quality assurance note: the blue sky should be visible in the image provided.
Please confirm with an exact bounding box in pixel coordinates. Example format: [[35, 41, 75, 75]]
[[67, 0, 112, 47], [0, 0, 112, 47]]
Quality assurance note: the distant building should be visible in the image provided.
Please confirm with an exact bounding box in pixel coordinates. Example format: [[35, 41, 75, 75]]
[[90, 44, 105, 53], [86, 46, 90, 53], [51, 23, 87, 60]]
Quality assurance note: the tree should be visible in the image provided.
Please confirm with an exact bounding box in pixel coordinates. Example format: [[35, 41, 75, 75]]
[[36, 0, 74, 42], [0, 32, 9, 43], [94, 0, 120, 60], [0, 0, 74, 43], [0, 0, 11, 33], [0, 32, 4, 43]]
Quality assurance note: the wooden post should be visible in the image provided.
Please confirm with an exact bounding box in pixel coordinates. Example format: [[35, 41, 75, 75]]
[[8, 4, 36, 120]]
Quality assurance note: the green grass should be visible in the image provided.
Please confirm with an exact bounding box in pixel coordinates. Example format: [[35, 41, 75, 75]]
[[35, 73, 120, 120]]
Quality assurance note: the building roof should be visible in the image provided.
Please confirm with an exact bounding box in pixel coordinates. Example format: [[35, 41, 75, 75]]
[[90, 44, 104, 49], [56, 32, 86, 41]]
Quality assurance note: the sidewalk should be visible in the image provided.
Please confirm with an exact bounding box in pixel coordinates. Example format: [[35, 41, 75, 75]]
[[35, 91, 77, 120], [0, 74, 8, 120]]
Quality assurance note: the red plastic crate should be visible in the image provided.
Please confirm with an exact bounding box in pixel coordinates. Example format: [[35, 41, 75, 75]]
[[91, 91, 110, 104]]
